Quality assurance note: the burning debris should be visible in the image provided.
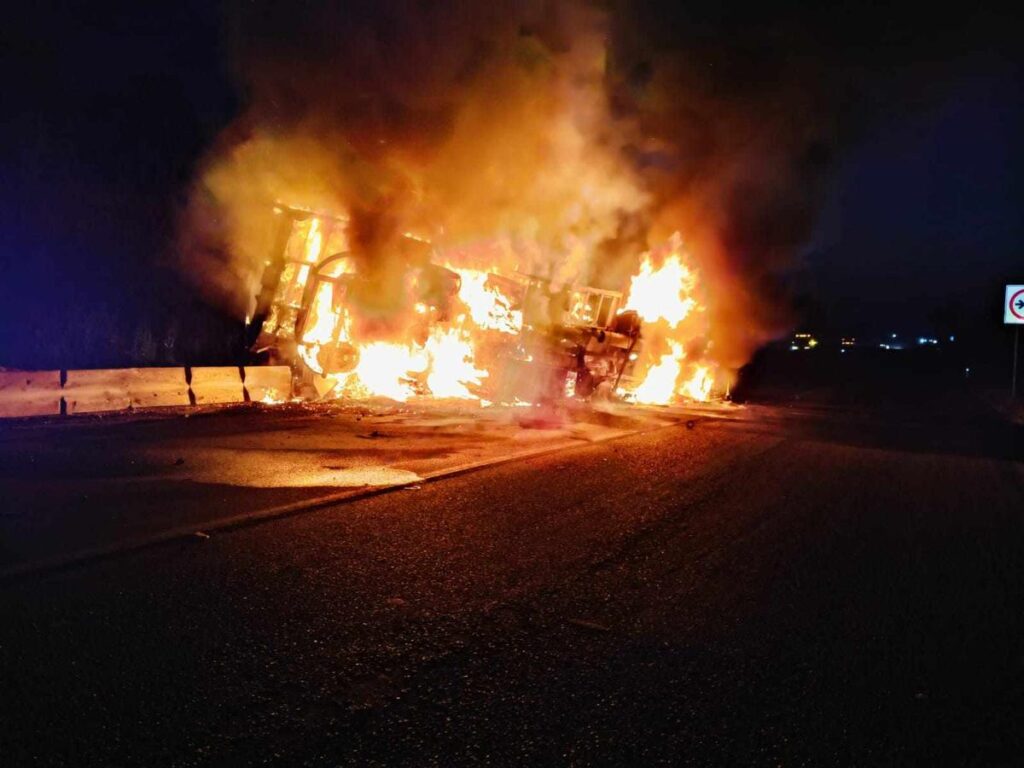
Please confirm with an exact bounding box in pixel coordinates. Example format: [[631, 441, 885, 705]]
[[250, 206, 714, 406]]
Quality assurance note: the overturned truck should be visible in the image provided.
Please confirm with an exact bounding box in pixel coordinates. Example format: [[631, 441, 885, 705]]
[[247, 206, 644, 404]]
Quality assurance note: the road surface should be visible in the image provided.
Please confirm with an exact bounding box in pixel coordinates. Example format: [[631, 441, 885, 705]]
[[0, 400, 693, 574], [1, 397, 1022, 765]]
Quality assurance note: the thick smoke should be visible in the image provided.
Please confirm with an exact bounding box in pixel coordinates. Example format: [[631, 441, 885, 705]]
[[181, 0, 995, 375], [181, 0, 646, 313]]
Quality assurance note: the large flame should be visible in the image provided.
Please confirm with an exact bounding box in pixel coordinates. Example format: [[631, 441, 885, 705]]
[[623, 254, 696, 326], [630, 342, 683, 404], [423, 327, 487, 399], [313, 330, 487, 403], [341, 342, 427, 402], [293, 265, 491, 401], [619, 237, 716, 405]]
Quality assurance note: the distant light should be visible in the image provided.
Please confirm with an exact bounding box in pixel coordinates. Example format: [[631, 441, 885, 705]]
[[790, 344, 799, 351], [949, 335, 955, 342], [840, 349, 846, 354], [891, 333, 897, 338]]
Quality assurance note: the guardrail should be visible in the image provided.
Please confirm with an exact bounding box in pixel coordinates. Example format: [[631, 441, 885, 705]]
[[0, 366, 293, 419]]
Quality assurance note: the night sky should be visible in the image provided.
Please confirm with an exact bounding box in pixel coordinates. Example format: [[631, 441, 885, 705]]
[[805, 65, 1022, 337], [1, 1, 236, 367], [1, 1, 1020, 368]]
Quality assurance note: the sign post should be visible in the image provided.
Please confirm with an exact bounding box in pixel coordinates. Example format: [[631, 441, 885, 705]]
[[1005, 285, 1024, 398], [1014, 326, 1019, 399]]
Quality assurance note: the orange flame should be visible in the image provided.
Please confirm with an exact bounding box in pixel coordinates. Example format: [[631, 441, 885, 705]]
[[620, 235, 717, 404], [630, 342, 683, 404], [423, 327, 487, 399], [450, 267, 523, 334], [623, 253, 696, 326]]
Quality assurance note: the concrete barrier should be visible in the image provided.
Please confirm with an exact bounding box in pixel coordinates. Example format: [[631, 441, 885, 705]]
[[189, 366, 245, 405], [0, 365, 295, 418], [0, 370, 62, 418], [63, 370, 129, 414], [243, 366, 292, 403], [65, 368, 189, 414], [127, 368, 191, 409]]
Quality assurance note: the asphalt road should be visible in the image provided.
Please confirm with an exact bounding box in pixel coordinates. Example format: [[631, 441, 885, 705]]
[[0, 401, 684, 574], [2, 397, 1023, 766]]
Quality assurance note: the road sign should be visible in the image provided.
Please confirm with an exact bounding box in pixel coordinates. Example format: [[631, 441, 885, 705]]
[[1009, 285, 1024, 399], [1006, 285, 1024, 324]]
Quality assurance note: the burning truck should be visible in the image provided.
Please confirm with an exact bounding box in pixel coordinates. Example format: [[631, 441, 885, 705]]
[[247, 205, 715, 406]]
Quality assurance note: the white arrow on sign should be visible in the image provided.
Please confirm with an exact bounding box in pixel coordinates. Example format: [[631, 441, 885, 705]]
[[1005, 285, 1024, 325]]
